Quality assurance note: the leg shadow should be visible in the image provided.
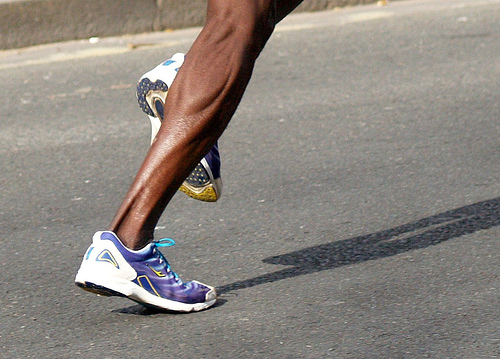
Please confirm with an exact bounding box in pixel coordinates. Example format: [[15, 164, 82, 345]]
[[217, 197, 500, 294]]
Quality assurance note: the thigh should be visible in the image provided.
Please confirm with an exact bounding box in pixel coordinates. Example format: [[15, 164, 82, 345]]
[[205, 0, 278, 50], [275, 0, 304, 24], [206, 0, 302, 26]]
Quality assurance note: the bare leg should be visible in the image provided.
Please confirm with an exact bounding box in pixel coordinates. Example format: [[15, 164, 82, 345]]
[[109, 0, 302, 249]]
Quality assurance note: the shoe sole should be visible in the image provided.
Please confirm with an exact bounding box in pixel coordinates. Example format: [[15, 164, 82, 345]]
[[75, 279, 216, 312], [137, 77, 168, 143], [137, 77, 221, 202], [76, 281, 126, 297], [179, 158, 221, 202], [178, 184, 218, 202]]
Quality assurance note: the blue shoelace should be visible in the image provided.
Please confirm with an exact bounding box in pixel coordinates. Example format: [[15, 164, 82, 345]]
[[152, 238, 181, 282], [154, 238, 176, 248]]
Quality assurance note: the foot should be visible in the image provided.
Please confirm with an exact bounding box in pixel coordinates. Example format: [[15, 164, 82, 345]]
[[75, 231, 217, 312], [136, 53, 222, 202]]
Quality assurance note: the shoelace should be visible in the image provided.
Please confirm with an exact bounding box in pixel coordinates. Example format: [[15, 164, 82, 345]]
[[152, 238, 181, 282], [154, 238, 176, 248]]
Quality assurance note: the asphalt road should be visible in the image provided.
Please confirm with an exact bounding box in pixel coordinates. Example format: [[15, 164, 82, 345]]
[[1, 0, 499, 357]]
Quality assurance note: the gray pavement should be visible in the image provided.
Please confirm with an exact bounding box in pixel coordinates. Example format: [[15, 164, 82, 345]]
[[0, 0, 389, 50], [1, 0, 500, 357]]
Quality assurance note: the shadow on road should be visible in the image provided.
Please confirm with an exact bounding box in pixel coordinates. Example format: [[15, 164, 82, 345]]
[[216, 197, 500, 294], [114, 197, 499, 314]]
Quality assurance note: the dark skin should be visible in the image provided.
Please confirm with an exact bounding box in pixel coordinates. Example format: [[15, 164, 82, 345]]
[[109, 0, 304, 249]]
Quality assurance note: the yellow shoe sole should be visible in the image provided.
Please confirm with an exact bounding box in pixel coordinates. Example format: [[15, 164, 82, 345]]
[[179, 183, 218, 202]]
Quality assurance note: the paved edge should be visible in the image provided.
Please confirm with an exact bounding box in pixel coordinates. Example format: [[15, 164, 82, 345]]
[[0, 0, 395, 50]]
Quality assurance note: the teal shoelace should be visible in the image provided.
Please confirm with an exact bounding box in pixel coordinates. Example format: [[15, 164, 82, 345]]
[[152, 238, 181, 282]]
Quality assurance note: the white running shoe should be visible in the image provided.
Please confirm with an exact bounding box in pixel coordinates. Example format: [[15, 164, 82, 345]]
[[136, 53, 222, 202]]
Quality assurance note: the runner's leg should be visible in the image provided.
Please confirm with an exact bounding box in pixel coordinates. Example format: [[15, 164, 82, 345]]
[[109, 0, 303, 249]]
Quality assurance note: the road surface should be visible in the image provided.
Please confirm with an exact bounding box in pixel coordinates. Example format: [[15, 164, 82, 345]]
[[1, 0, 499, 357]]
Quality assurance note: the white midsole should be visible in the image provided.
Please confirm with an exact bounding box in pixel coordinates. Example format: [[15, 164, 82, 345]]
[[148, 115, 162, 144], [76, 270, 215, 312]]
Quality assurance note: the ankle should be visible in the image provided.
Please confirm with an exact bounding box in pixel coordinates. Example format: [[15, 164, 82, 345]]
[[111, 228, 153, 250]]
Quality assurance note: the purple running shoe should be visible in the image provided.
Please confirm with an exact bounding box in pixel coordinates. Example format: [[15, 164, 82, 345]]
[[75, 231, 216, 312]]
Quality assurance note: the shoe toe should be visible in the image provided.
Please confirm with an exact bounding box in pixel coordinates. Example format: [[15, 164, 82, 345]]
[[205, 287, 217, 302], [191, 280, 217, 302]]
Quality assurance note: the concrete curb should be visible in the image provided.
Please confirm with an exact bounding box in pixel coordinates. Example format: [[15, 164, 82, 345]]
[[0, 0, 386, 50]]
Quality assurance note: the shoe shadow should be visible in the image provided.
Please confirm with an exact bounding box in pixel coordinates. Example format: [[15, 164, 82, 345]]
[[114, 197, 499, 315], [112, 298, 228, 316], [216, 197, 500, 295]]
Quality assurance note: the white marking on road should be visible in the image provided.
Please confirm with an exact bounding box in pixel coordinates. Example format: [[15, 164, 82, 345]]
[[0, 41, 184, 70], [345, 10, 394, 23], [275, 10, 394, 33]]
